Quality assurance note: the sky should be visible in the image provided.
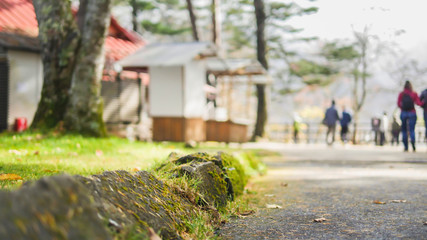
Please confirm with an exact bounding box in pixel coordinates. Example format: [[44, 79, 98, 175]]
[[290, 0, 427, 56]]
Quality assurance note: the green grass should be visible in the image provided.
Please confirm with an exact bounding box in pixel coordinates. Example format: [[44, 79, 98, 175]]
[[0, 132, 195, 189]]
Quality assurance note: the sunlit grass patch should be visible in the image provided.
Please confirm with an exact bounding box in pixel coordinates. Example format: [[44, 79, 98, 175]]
[[0, 132, 189, 189]]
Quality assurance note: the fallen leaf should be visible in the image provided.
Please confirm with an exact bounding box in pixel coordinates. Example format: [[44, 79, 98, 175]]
[[0, 174, 23, 181], [43, 169, 59, 173], [148, 227, 162, 240], [389, 200, 407, 203], [281, 183, 288, 187], [95, 150, 103, 157], [266, 204, 282, 209], [34, 151, 39, 155], [314, 217, 327, 222], [373, 200, 386, 204], [238, 210, 255, 216], [133, 167, 141, 172], [264, 194, 275, 197]]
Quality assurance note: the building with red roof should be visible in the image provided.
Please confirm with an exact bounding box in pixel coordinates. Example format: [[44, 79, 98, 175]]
[[0, 0, 148, 133]]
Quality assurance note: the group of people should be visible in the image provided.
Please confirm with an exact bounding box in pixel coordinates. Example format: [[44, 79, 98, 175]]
[[322, 80, 427, 152], [323, 100, 352, 145]]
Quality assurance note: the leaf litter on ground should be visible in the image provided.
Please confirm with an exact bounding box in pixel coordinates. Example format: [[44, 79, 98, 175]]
[[0, 174, 23, 181]]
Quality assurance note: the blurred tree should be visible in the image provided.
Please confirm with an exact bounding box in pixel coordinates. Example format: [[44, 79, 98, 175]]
[[322, 27, 375, 144], [32, 0, 111, 136], [114, 0, 192, 38], [185, 0, 199, 41], [252, 0, 268, 141], [230, 0, 316, 140]]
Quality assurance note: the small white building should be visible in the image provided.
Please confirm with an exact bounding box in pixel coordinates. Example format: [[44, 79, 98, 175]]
[[119, 42, 216, 142]]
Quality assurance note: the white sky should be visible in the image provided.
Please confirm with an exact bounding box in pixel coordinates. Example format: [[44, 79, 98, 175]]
[[290, 0, 427, 53]]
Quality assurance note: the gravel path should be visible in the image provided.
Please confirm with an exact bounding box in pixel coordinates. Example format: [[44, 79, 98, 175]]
[[219, 144, 427, 239]]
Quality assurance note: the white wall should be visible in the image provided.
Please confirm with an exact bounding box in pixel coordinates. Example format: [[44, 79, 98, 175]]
[[184, 61, 206, 118], [149, 66, 184, 117], [8, 50, 43, 127]]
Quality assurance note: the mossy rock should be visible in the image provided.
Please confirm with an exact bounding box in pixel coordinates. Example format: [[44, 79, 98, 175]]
[[214, 152, 248, 198], [179, 161, 228, 210], [166, 152, 248, 210], [76, 170, 195, 239], [0, 175, 111, 240]]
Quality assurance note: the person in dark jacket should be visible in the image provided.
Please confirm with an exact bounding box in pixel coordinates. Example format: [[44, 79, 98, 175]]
[[324, 100, 340, 145], [390, 116, 401, 146], [340, 107, 352, 143], [397, 80, 423, 152], [419, 88, 427, 141]]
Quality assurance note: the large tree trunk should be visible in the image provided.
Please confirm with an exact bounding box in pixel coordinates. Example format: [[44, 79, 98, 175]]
[[212, 0, 221, 48], [186, 0, 199, 41], [31, 0, 80, 130], [130, 0, 139, 33], [64, 0, 111, 136], [251, 0, 268, 141]]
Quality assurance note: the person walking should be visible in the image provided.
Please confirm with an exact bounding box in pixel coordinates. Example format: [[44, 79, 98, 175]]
[[379, 112, 389, 146], [390, 116, 401, 146], [419, 88, 427, 141], [397, 80, 423, 152], [323, 100, 340, 145], [340, 107, 352, 143]]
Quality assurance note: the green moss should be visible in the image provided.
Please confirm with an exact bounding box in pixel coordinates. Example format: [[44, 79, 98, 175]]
[[218, 153, 248, 197]]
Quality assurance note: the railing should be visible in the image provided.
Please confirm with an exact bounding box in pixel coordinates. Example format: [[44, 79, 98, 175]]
[[267, 121, 426, 144]]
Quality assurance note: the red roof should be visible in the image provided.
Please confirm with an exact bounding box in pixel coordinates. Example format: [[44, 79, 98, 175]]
[[0, 0, 145, 61], [0, 0, 38, 36]]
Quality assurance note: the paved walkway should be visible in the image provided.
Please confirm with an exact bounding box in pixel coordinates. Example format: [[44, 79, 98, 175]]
[[220, 143, 427, 239]]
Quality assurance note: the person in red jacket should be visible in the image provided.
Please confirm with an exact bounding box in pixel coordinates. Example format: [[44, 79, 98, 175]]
[[397, 80, 423, 152]]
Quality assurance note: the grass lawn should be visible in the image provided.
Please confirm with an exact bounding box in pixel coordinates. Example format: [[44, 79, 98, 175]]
[[0, 132, 234, 190]]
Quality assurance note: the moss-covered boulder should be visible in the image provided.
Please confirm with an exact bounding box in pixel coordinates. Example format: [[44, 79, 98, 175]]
[[0, 175, 111, 240], [165, 152, 248, 210], [76, 170, 195, 239], [214, 152, 248, 198], [179, 161, 229, 210]]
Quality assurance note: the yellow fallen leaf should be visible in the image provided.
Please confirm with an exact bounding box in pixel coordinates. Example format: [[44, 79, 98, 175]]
[[0, 174, 23, 181], [373, 200, 386, 204], [389, 200, 407, 203]]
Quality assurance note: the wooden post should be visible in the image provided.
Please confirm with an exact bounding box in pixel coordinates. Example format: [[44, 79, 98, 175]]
[[247, 75, 253, 119], [227, 76, 233, 120]]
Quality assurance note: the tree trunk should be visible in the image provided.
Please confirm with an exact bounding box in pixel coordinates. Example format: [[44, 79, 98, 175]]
[[352, 111, 359, 144], [186, 0, 199, 41], [251, 0, 268, 141], [251, 84, 267, 141], [31, 0, 80, 130], [131, 0, 139, 33], [64, 0, 111, 136], [212, 0, 221, 48]]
